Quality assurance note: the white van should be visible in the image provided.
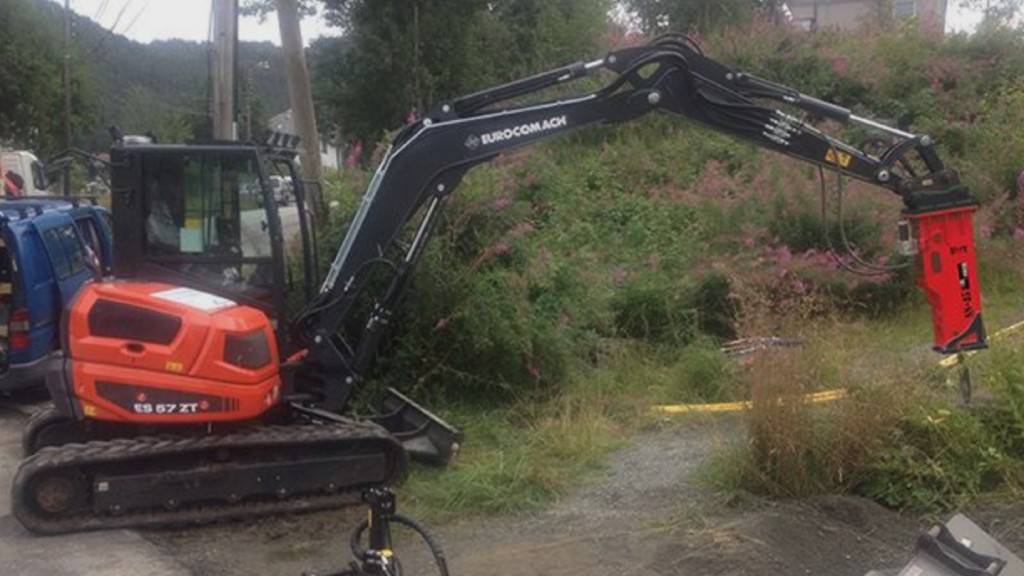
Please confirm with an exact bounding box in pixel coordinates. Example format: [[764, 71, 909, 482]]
[[0, 149, 49, 196]]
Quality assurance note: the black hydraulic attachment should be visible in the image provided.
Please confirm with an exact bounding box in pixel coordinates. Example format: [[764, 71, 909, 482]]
[[866, 514, 1024, 576], [371, 388, 464, 465]]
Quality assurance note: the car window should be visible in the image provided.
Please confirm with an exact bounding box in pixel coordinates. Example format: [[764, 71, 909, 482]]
[[41, 224, 87, 280], [0, 232, 12, 286], [61, 226, 89, 275], [99, 211, 113, 242], [75, 217, 100, 255], [41, 229, 71, 278]]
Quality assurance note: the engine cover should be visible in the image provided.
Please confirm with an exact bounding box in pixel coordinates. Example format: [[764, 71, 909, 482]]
[[66, 281, 281, 423]]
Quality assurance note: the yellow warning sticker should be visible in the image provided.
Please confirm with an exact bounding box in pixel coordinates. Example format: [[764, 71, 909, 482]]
[[825, 148, 852, 168]]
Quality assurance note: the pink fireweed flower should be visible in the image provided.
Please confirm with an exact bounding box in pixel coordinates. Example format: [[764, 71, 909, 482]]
[[832, 57, 849, 76], [648, 253, 661, 272], [507, 221, 534, 238], [1014, 228, 1024, 242], [527, 363, 541, 379], [536, 248, 552, 268], [494, 241, 510, 255], [775, 245, 793, 263], [491, 196, 512, 212], [610, 266, 628, 284], [346, 140, 362, 168], [980, 224, 993, 239], [433, 318, 448, 332]]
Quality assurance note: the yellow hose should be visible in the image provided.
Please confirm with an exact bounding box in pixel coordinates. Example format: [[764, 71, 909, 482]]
[[654, 388, 847, 415], [655, 318, 1024, 415]]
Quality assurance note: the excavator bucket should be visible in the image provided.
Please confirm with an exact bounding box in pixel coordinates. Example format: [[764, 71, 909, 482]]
[[866, 514, 1024, 576], [371, 387, 463, 465]]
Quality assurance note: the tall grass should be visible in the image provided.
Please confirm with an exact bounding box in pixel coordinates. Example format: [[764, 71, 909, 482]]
[[401, 341, 736, 521]]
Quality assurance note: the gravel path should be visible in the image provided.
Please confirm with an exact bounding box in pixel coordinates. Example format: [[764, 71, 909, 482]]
[[146, 412, 930, 576]]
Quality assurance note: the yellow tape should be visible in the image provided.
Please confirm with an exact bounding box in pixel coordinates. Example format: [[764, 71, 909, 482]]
[[654, 388, 848, 415]]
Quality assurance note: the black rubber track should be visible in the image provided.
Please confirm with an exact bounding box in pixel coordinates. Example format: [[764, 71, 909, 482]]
[[21, 406, 82, 457], [11, 420, 407, 535]]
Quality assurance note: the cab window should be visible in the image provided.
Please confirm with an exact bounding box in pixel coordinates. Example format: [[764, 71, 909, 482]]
[[140, 151, 275, 302], [30, 161, 48, 192]]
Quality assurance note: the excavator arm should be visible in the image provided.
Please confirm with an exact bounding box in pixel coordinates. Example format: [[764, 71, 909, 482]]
[[291, 34, 986, 412]]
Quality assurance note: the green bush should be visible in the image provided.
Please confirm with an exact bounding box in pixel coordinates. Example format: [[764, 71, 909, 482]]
[[858, 407, 1005, 512], [963, 82, 1024, 205], [610, 277, 698, 346]]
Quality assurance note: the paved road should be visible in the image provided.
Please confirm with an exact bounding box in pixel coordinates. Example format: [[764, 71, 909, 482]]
[[0, 397, 191, 576]]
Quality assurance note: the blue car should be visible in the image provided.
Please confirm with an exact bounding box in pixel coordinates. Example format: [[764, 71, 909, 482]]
[[0, 199, 113, 391]]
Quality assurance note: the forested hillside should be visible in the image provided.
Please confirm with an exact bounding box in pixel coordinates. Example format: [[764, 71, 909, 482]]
[[1, 0, 289, 153]]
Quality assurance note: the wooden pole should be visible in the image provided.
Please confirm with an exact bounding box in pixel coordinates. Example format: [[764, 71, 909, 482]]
[[212, 0, 236, 140], [63, 0, 71, 195], [276, 0, 325, 223]]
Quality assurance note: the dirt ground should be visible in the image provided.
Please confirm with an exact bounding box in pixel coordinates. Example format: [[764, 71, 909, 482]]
[[140, 415, 977, 576]]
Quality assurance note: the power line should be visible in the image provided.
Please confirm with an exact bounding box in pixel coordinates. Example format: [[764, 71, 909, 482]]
[[86, 0, 134, 58], [93, 0, 112, 22], [120, 0, 152, 39]]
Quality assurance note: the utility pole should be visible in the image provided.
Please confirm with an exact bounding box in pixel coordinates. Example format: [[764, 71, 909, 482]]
[[63, 0, 72, 195], [212, 0, 237, 140], [276, 0, 325, 223]]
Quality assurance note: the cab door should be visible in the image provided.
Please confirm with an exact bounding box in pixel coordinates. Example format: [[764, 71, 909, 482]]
[[32, 213, 94, 304]]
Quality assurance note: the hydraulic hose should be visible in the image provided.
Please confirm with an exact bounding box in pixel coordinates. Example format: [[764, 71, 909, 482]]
[[350, 513, 452, 576]]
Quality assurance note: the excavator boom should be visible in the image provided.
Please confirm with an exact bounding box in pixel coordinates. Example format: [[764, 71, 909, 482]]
[[292, 34, 985, 415]]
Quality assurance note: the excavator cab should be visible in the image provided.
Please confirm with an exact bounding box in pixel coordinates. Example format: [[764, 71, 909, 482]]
[[109, 141, 314, 352], [105, 140, 460, 463]]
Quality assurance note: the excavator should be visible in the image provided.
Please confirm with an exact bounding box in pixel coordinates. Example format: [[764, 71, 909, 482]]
[[10, 33, 987, 534]]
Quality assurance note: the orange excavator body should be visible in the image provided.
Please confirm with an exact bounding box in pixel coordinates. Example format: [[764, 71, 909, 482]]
[[66, 281, 281, 424]]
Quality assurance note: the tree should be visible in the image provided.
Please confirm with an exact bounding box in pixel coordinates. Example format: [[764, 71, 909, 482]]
[[119, 84, 194, 143], [470, 0, 610, 79], [0, 0, 95, 154], [310, 0, 609, 149], [958, 0, 1022, 31], [622, 0, 778, 35]]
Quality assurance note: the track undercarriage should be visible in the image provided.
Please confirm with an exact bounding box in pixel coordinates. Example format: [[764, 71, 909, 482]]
[[11, 416, 407, 534]]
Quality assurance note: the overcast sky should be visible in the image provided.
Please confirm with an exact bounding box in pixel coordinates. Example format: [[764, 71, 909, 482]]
[[55, 0, 982, 46], [56, 0, 338, 45]]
